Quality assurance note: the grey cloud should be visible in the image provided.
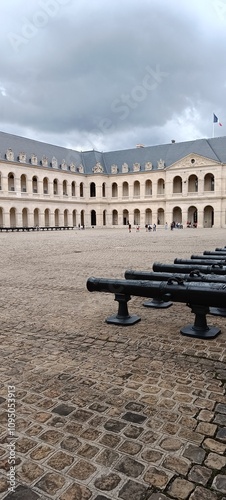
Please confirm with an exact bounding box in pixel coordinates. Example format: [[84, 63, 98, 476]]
[[0, 0, 226, 150]]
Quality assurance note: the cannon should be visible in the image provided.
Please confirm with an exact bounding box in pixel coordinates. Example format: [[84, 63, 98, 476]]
[[86, 276, 224, 339], [204, 251, 226, 256], [125, 269, 226, 317], [125, 269, 226, 283], [191, 254, 226, 261], [153, 262, 226, 275], [174, 258, 226, 266]]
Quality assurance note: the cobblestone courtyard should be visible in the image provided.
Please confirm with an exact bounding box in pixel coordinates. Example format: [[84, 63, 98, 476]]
[[0, 227, 226, 500]]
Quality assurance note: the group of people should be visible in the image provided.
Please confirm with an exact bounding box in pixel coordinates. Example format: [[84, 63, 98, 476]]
[[128, 221, 186, 232], [145, 224, 157, 232]]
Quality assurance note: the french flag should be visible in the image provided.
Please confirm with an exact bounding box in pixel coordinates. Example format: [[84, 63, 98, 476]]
[[213, 113, 223, 126]]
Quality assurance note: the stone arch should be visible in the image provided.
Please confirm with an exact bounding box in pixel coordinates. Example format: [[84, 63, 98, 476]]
[[63, 180, 68, 196], [91, 210, 96, 226], [203, 205, 214, 227], [90, 182, 96, 197], [123, 209, 129, 225], [133, 181, 140, 197], [157, 208, 164, 225], [64, 209, 68, 226], [112, 209, 118, 225], [80, 210, 85, 227], [187, 205, 198, 226], [22, 208, 28, 227], [43, 177, 49, 194], [145, 208, 152, 225], [34, 208, 39, 227], [53, 178, 59, 195], [173, 176, 182, 193], [71, 181, 76, 197], [10, 207, 16, 227], [122, 181, 129, 197], [44, 208, 50, 227], [112, 182, 118, 197], [0, 207, 3, 227], [72, 209, 77, 226], [157, 178, 165, 195], [32, 176, 38, 193], [204, 173, 214, 192], [80, 182, 84, 197], [172, 206, 182, 223], [134, 209, 140, 225], [8, 173, 15, 191], [145, 180, 152, 196], [20, 174, 27, 193], [54, 209, 60, 227], [188, 174, 198, 192]]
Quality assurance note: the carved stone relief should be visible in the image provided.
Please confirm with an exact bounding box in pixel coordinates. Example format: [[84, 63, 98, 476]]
[[92, 162, 104, 173], [145, 161, 152, 170]]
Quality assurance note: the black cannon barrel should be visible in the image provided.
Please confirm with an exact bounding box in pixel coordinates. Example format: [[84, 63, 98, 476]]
[[203, 251, 226, 256], [86, 277, 226, 308], [215, 248, 226, 251], [174, 258, 226, 266], [191, 254, 226, 262], [153, 262, 226, 275], [125, 269, 226, 284]]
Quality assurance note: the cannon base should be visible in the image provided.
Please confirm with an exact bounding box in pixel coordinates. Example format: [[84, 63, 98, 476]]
[[143, 298, 173, 308], [180, 324, 220, 339], [209, 307, 226, 317], [105, 293, 141, 325], [106, 314, 141, 325], [180, 304, 221, 339]]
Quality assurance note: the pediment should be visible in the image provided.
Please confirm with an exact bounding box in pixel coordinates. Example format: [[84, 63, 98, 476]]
[[169, 153, 220, 170]]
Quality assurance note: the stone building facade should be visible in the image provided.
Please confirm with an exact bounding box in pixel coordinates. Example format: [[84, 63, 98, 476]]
[[0, 131, 225, 228]]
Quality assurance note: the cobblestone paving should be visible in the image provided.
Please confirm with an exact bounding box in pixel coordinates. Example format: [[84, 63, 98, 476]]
[[0, 227, 226, 500]]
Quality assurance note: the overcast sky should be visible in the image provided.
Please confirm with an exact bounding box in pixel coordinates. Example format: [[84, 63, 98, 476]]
[[0, 0, 226, 152]]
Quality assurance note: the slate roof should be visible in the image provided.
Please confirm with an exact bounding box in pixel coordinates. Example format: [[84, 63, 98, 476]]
[[0, 130, 225, 174]]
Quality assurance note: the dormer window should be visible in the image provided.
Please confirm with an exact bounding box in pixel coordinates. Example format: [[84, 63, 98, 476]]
[[6, 149, 14, 161], [19, 152, 26, 163], [31, 154, 38, 165]]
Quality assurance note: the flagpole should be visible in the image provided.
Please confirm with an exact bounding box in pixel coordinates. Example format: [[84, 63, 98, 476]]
[[213, 113, 215, 138]]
